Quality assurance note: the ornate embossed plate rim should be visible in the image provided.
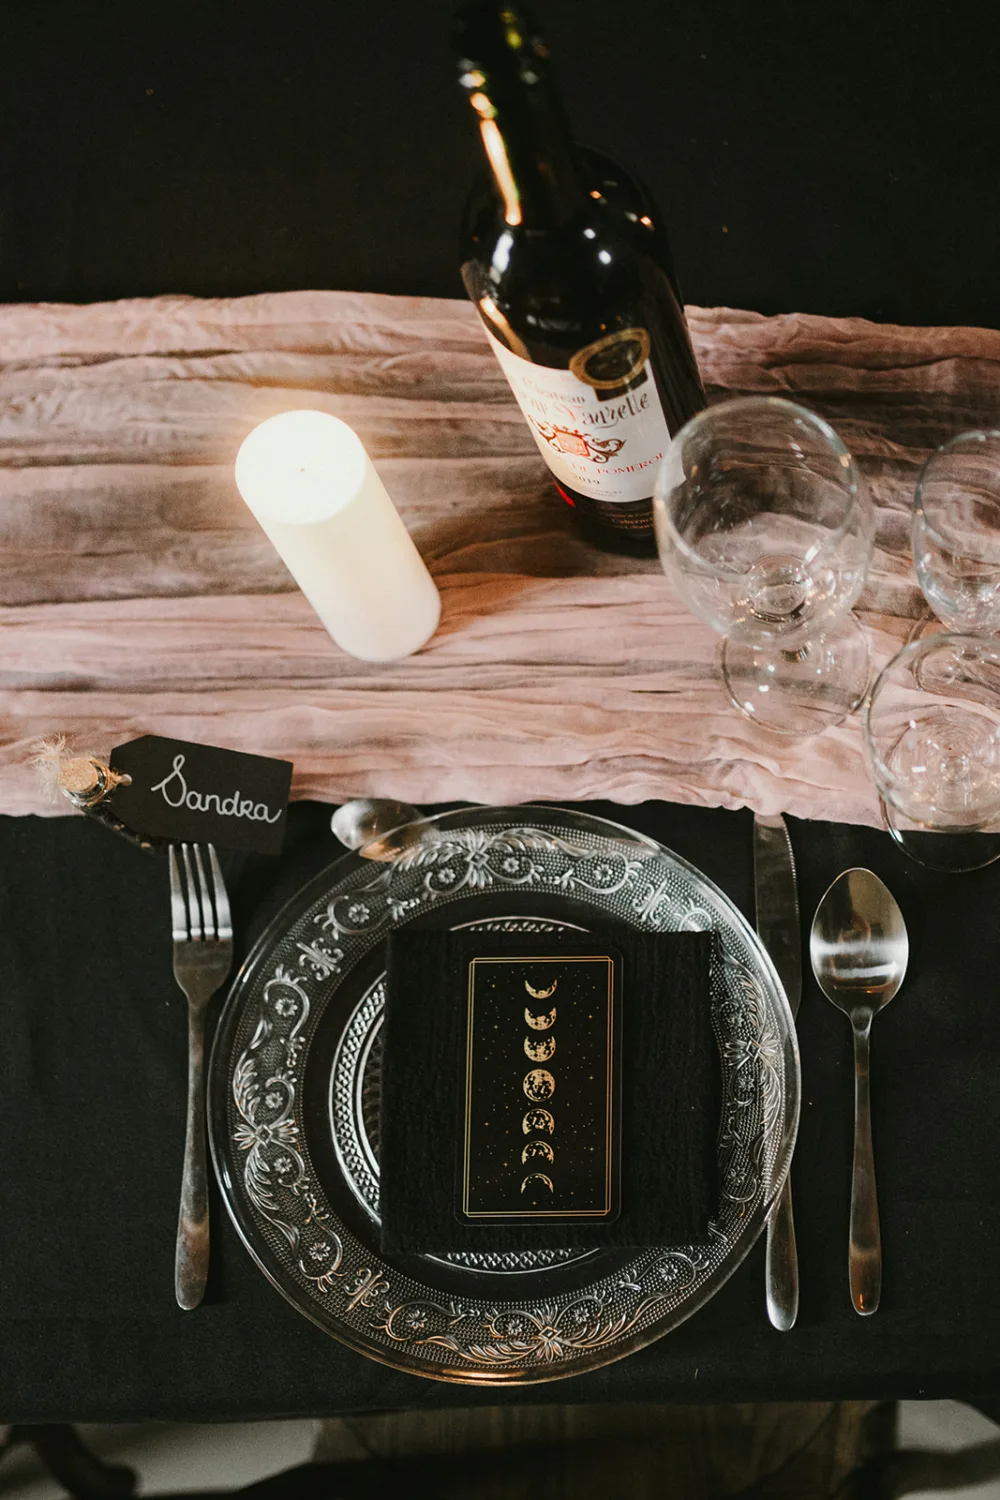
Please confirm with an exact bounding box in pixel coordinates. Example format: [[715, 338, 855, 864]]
[[209, 804, 800, 1386]]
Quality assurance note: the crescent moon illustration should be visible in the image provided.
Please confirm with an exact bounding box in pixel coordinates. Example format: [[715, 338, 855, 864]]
[[523, 1068, 555, 1103], [522, 1108, 555, 1136], [524, 1004, 556, 1031], [520, 1172, 555, 1195], [524, 1033, 556, 1062], [522, 1140, 555, 1165], [524, 978, 558, 1001]]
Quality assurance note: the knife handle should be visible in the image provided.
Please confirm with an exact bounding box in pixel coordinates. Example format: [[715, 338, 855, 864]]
[[765, 1176, 799, 1331]]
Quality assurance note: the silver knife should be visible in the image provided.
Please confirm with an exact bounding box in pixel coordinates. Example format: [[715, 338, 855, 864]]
[[754, 812, 802, 1332]]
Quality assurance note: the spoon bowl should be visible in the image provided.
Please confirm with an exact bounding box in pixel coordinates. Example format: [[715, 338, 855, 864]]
[[809, 867, 908, 1317], [810, 868, 909, 1016], [330, 798, 424, 854]]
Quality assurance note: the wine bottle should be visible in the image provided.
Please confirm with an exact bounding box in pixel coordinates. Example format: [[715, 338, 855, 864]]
[[455, 0, 706, 554]]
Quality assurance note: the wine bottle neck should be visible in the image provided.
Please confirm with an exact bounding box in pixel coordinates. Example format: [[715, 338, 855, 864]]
[[457, 3, 585, 228]]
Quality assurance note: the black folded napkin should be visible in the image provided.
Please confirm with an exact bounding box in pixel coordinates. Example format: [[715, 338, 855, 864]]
[[379, 928, 719, 1255]]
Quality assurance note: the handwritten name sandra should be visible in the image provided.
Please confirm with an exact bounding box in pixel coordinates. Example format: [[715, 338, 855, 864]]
[[150, 753, 282, 824]]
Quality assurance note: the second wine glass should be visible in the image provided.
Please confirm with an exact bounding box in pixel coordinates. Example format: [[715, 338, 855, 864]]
[[912, 429, 1000, 634], [653, 396, 875, 736]]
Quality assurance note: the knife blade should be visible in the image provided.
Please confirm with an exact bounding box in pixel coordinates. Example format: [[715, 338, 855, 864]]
[[754, 813, 802, 1017], [754, 812, 802, 1332]]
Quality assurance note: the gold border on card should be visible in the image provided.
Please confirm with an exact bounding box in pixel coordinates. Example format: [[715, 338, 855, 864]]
[[463, 955, 615, 1219]]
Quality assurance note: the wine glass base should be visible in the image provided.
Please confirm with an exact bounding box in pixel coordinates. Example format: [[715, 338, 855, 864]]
[[880, 798, 1000, 872], [721, 616, 872, 737]]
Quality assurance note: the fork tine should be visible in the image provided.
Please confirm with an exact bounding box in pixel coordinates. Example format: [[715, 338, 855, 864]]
[[180, 844, 203, 940], [168, 845, 189, 942], [208, 845, 232, 942], [192, 845, 215, 941]]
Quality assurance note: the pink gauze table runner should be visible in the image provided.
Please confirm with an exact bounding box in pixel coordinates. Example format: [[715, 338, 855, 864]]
[[1, 289, 998, 824]]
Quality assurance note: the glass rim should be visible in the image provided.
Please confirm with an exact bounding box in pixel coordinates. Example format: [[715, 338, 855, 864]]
[[913, 427, 1000, 558], [863, 630, 1000, 797], [653, 395, 862, 582]]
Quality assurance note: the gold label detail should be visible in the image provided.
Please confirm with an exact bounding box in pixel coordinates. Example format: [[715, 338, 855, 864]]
[[568, 327, 652, 390]]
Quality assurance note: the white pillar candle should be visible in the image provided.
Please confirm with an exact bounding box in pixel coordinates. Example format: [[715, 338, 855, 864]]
[[234, 409, 441, 662]]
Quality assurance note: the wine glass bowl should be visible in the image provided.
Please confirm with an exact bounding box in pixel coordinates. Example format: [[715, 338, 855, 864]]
[[912, 430, 1000, 634], [654, 397, 875, 735], [864, 633, 1000, 870]]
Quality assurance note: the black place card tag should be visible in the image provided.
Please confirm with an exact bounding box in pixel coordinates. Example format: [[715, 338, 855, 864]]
[[458, 951, 623, 1225], [108, 735, 292, 855]]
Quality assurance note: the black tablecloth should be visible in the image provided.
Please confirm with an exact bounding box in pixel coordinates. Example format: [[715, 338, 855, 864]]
[[1, 798, 999, 1423]]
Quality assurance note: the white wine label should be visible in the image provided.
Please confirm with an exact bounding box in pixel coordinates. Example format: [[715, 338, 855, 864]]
[[485, 326, 673, 504]]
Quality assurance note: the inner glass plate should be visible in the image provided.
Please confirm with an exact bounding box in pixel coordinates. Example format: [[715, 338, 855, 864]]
[[209, 805, 799, 1385]]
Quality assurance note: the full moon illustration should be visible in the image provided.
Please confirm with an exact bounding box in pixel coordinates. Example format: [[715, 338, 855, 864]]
[[523, 1068, 555, 1103], [522, 1140, 555, 1165], [524, 977, 558, 1001], [524, 1033, 556, 1062], [522, 1108, 555, 1136], [520, 1172, 555, 1195], [524, 1004, 556, 1031]]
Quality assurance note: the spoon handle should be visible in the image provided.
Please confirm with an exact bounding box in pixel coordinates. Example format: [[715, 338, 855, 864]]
[[850, 1017, 881, 1315]]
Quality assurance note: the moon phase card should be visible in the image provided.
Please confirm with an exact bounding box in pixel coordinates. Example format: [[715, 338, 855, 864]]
[[458, 950, 623, 1225]]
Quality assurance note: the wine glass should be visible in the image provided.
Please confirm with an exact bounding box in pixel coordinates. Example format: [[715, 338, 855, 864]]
[[864, 633, 1000, 871], [912, 429, 1000, 634], [653, 396, 875, 736]]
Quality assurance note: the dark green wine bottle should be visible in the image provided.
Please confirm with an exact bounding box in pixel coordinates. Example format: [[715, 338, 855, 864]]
[[455, 0, 706, 554]]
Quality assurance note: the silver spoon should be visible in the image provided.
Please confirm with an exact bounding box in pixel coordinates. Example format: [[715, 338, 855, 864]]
[[810, 867, 908, 1316], [331, 797, 424, 857]]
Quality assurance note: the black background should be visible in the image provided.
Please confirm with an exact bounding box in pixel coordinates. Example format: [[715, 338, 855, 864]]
[[2, 0, 999, 326]]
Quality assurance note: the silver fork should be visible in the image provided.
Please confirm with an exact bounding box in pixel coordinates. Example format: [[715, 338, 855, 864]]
[[169, 843, 233, 1310]]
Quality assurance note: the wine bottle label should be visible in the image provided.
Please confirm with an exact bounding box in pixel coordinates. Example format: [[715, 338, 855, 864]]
[[485, 326, 673, 504]]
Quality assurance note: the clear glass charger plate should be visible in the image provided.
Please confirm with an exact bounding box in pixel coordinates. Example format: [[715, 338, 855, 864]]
[[209, 805, 800, 1385]]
